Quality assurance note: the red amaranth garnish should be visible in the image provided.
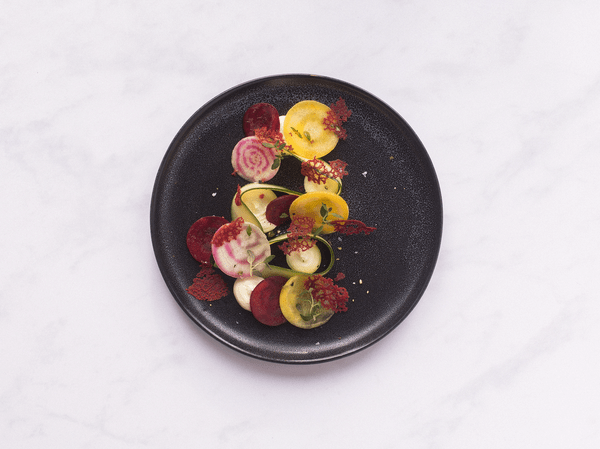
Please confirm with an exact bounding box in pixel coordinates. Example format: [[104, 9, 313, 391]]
[[330, 159, 349, 177], [211, 216, 245, 247], [334, 272, 346, 281], [304, 275, 349, 313], [279, 235, 316, 255], [301, 158, 349, 185], [234, 184, 242, 206], [288, 215, 315, 236], [254, 126, 292, 170], [323, 98, 352, 140], [254, 126, 292, 153], [330, 219, 376, 236], [187, 266, 229, 301], [278, 215, 317, 255]]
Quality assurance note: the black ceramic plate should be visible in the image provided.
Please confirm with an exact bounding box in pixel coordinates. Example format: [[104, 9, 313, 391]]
[[151, 74, 442, 364]]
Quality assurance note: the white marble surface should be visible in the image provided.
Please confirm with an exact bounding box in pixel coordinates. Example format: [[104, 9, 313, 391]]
[[2, 0, 599, 447]]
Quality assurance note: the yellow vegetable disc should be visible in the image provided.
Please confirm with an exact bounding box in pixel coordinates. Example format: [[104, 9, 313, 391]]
[[279, 275, 333, 329], [283, 100, 339, 159], [289, 191, 349, 234]]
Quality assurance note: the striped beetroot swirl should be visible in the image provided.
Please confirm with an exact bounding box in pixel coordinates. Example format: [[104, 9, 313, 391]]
[[231, 136, 279, 182]]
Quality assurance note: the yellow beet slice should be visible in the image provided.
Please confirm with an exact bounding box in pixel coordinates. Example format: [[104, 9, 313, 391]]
[[279, 275, 333, 329], [289, 191, 349, 234], [283, 100, 339, 159]]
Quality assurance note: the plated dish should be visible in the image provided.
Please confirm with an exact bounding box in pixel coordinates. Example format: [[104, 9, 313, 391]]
[[150, 74, 442, 364]]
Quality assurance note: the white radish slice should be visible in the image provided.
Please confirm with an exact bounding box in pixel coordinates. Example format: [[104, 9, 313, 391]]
[[231, 183, 277, 233], [279, 115, 285, 134], [232, 136, 279, 182], [286, 245, 322, 274], [211, 221, 271, 278], [233, 276, 264, 311]]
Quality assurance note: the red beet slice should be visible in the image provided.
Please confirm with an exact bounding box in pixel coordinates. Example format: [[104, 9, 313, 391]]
[[265, 194, 299, 226], [250, 276, 288, 326], [243, 103, 280, 136], [186, 216, 229, 264]]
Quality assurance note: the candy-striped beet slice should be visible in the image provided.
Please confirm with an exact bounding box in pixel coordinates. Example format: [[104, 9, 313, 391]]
[[231, 136, 280, 182], [211, 220, 271, 278]]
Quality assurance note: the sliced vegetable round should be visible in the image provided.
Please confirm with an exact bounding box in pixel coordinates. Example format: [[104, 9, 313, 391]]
[[243, 103, 280, 136], [289, 191, 349, 234], [263, 233, 336, 279], [265, 194, 298, 226], [283, 100, 339, 159], [231, 183, 277, 232], [250, 276, 288, 326], [233, 276, 264, 311], [279, 275, 333, 329], [278, 115, 285, 134], [186, 216, 229, 264], [232, 136, 280, 182], [211, 220, 271, 278], [303, 160, 342, 194], [286, 244, 322, 274]]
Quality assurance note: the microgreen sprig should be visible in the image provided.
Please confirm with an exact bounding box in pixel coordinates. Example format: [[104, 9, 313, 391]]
[[289, 126, 314, 144]]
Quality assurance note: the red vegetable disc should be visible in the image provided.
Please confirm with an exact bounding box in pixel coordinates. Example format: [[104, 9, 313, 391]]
[[250, 276, 288, 326], [265, 194, 298, 226], [186, 216, 229, 264], [243, 103, 280, 136]]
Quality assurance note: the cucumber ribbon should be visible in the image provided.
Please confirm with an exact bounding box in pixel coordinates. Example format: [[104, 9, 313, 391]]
[[237, 183, 335, 279]]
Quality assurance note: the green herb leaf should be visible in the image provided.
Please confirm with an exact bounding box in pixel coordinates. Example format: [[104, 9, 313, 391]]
[[296, 296, 313, 319], [290, 127, 303, 139], [320, 203, 329, 219], [304, 131, 312, 141], [262, 142, 275, 148], [246, 249, 255, 264], [271, 158, 281, 170], [246, 226, 252, 236]]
